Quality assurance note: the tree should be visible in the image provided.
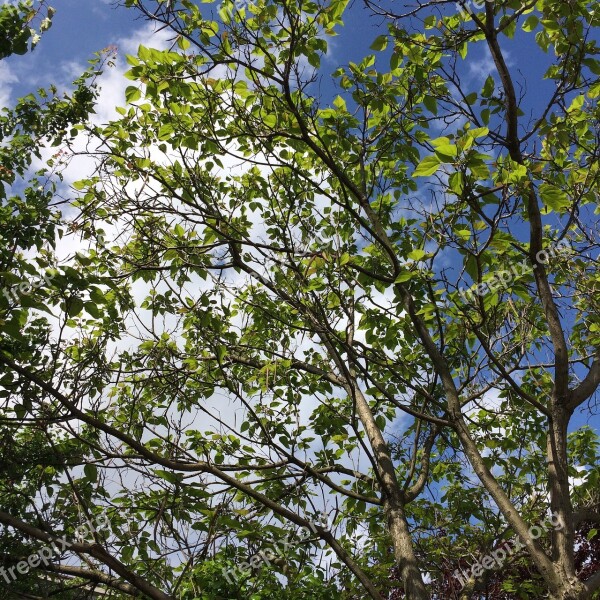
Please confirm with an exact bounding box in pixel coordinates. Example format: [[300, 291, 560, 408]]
[[0, 3, 147, 598], [0, 0, 599, 598], [0, 0, 53, 60]]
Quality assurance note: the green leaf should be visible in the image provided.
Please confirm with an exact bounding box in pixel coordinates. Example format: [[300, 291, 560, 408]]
[[522, 15, 539, 32], [216, 345, 227, 362], [125, 86, 142, 103], [434, 144, 458, 162], [583, 58, 600, 76], [482, 75, 495, 98], [84, 301, 101, 318], [413, 155, 441, 177], [395, 271, 416, 283], [67, 297, 84, 317], [454, 228, 471, 242], [539, 184, 570, 212], [122, 546, 134, 563], [158, 123, 174, 140], [90, 288, 107, 304], [449, 172, 464, 195], [464, 92, 478, 105], [467, 126, 489, 139], [408, 249, 426, 261], [423, 95, 438, 115], [424, 15, 437, 29], [84, 464, 98, 482], [333, 95, 346, 111], [177, 35, 191, 50], [154, 470, 182, 484], [13, 404, 27, 419], [307, 52, 320, 68], [370, 35, 388, 51]]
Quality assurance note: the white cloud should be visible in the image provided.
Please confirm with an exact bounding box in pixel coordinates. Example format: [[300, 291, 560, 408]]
[[77, 22, 174, 129], [467, 53, 496, 83], [0, 61, 17, 108]]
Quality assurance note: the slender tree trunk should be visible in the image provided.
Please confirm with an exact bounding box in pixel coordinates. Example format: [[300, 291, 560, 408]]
[[546, 405, 587, 600], [352, 385, 430, 600]]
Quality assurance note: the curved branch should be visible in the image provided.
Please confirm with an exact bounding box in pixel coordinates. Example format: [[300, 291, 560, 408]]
[[568, 353, 600, 412], [0, 511, 171, 600]]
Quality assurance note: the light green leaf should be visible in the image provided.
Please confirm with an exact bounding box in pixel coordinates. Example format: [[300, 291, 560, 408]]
[[434, 144, 458, 162], [395, 271, 415, 283], [333, 95, 347, 111], [413, 155, 441, 177], [539, 184, 570, 212], [125, 86, 141, 103], [467, 126, 489, 139], [449, 172, 464, 195], [408, 249, 426, 261]]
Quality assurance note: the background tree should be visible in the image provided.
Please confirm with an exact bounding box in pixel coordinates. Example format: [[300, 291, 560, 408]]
[[0, 0, 53, 60], [1, 0, 599, 598], [0, 2, 160, 598]]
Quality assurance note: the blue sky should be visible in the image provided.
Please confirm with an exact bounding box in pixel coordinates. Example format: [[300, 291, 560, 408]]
[[4, 1, 148, 101], [1, 0, 422, 108], [3, 0, 559, 125]]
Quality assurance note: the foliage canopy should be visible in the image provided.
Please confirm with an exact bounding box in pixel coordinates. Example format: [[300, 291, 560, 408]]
[[1, 0, 600, 598]]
